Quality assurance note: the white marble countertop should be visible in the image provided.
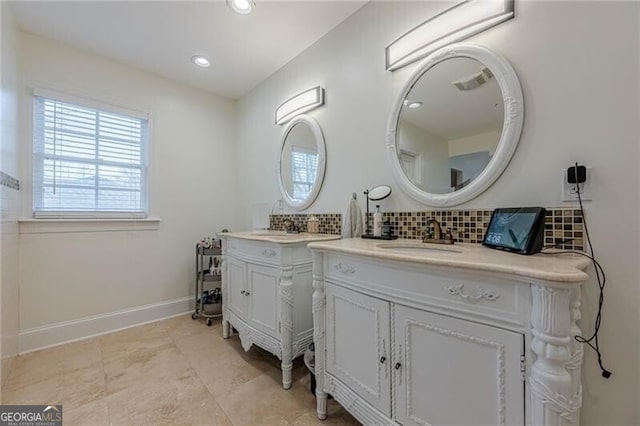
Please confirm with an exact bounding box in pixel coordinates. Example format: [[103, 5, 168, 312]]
[[308, 238, 591, 283], [220, 230, 341, 245]]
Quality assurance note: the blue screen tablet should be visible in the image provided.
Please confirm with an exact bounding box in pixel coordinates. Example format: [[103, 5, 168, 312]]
[[483, 208, 546, 255]]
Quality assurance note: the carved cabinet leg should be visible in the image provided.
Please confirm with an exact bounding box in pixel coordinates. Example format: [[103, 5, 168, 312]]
[[311, 252, 328, 419], [222, 318, 230, 339], [221, 241, 230, 340], [566, 287, 584, 426], [530, 284, 582, 425], [281, 358, 293, 390], [280, 267, 294, 390], [316, 391, 328, 421]]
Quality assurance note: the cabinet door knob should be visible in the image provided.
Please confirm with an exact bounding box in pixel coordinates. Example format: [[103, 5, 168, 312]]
[[394, 362, 402, 370], [241, 290, 246, 295], [379, 356, 386, 364], [245, 291, 250, 296]]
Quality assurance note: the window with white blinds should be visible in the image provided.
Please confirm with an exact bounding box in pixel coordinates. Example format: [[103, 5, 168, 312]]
[[290, 146, 318, 201], [32, 93, 148, 218]]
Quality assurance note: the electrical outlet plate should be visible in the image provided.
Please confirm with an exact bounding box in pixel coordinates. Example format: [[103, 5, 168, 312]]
[[562, 167, 592, 202]]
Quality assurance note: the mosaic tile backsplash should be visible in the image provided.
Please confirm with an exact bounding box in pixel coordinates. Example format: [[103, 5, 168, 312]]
[[544, 209, 585, 252], [270, 214, 342, 235], [270, 208, 585, 252]]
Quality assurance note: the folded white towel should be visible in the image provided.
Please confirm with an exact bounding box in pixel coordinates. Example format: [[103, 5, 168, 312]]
[[342, 196, 363, 238]]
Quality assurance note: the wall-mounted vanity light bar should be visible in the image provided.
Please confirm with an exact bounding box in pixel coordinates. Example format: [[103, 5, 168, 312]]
[[275, 86, 324, 125], [385, 0, 515, 71]]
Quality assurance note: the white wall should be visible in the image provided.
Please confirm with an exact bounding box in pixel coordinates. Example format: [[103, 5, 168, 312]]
[[17, 33, 237, 341], [1, 1, 21, 387], [398, 120, 449, 192], [235, 2, 639, 424], [448, 129, 500, 157]]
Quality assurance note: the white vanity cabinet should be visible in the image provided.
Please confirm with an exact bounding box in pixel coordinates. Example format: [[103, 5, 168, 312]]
[[324, 282, 524, 425], [220, 231, 339, 389], [227, 259, 281, 337], [225, 256, 249, 319], [325, 283, 392, 414], [392, 303, 524, 426], [309, 239, 589, 426]]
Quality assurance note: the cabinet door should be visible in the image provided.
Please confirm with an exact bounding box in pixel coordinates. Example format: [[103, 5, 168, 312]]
[[226, 257, 247, 318], [326, 283, 391, 416], [393, 304, 524, 426], [246, 263, 280, 338]]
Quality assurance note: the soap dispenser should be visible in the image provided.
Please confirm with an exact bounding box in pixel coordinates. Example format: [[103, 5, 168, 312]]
[[373, 205, 383, 237]]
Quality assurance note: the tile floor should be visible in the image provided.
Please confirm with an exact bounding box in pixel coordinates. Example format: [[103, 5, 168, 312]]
[[1, 315, 359, 425]]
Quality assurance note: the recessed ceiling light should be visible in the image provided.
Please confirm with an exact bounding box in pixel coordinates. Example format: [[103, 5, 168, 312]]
[[227, 0, 255, 15], [407, 101, 423, 109], [191, 55, 211, 68]]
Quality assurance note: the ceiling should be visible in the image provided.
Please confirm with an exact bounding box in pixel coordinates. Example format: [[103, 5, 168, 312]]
[[10, 1, 367, 100], [400, 56, 504, 141]]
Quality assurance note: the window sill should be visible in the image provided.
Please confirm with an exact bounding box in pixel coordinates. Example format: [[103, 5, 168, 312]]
[[19, 218, 161, 234]]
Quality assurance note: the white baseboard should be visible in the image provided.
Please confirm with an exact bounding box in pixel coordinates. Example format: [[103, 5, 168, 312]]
[[18, 296, 192, 354]]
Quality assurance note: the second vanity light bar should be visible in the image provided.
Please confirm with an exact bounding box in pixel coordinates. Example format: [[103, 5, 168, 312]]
[[275, 86, 324, 125]]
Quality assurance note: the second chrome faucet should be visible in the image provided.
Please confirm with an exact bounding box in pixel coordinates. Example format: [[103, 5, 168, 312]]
[[283, 219, 300, 234]]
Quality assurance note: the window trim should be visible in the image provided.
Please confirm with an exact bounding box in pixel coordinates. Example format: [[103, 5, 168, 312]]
[[30, 87, 151, 219], [19, 217, 161, 234]]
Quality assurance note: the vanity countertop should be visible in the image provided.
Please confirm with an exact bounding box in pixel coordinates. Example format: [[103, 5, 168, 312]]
[[221, 231, 341, 245], [307, 238, 591, 284]]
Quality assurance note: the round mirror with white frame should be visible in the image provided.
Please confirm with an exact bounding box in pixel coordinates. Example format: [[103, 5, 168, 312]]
[[278, 114, 326, 210], [386, 43, 524, 207]]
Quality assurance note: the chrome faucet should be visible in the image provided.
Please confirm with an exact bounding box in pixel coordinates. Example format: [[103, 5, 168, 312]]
[[283, 219, 300, 234], [423, 218, 454, 244], [426, 218, 442, 241]]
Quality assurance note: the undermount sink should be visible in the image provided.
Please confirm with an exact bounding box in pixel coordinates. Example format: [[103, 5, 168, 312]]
[[248, 230, 303, 237], [244, 231, 308, 241], [235, 231, 339, 243], [248, 230, 287, 236], [376, 242, 463, 254]]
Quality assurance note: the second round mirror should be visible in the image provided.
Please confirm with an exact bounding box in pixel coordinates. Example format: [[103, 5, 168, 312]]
[[277, 115, 326, 210]]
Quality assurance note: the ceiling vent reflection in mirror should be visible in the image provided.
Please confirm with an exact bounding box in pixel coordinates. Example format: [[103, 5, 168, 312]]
[[452, 67, 494, 91], [275, 86, 324, 125], [385, 0, 515, 71]]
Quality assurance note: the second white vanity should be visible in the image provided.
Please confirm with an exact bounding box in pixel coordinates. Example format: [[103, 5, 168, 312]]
[[220, 230, 339, 389], [308, 239, 590, 426]]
